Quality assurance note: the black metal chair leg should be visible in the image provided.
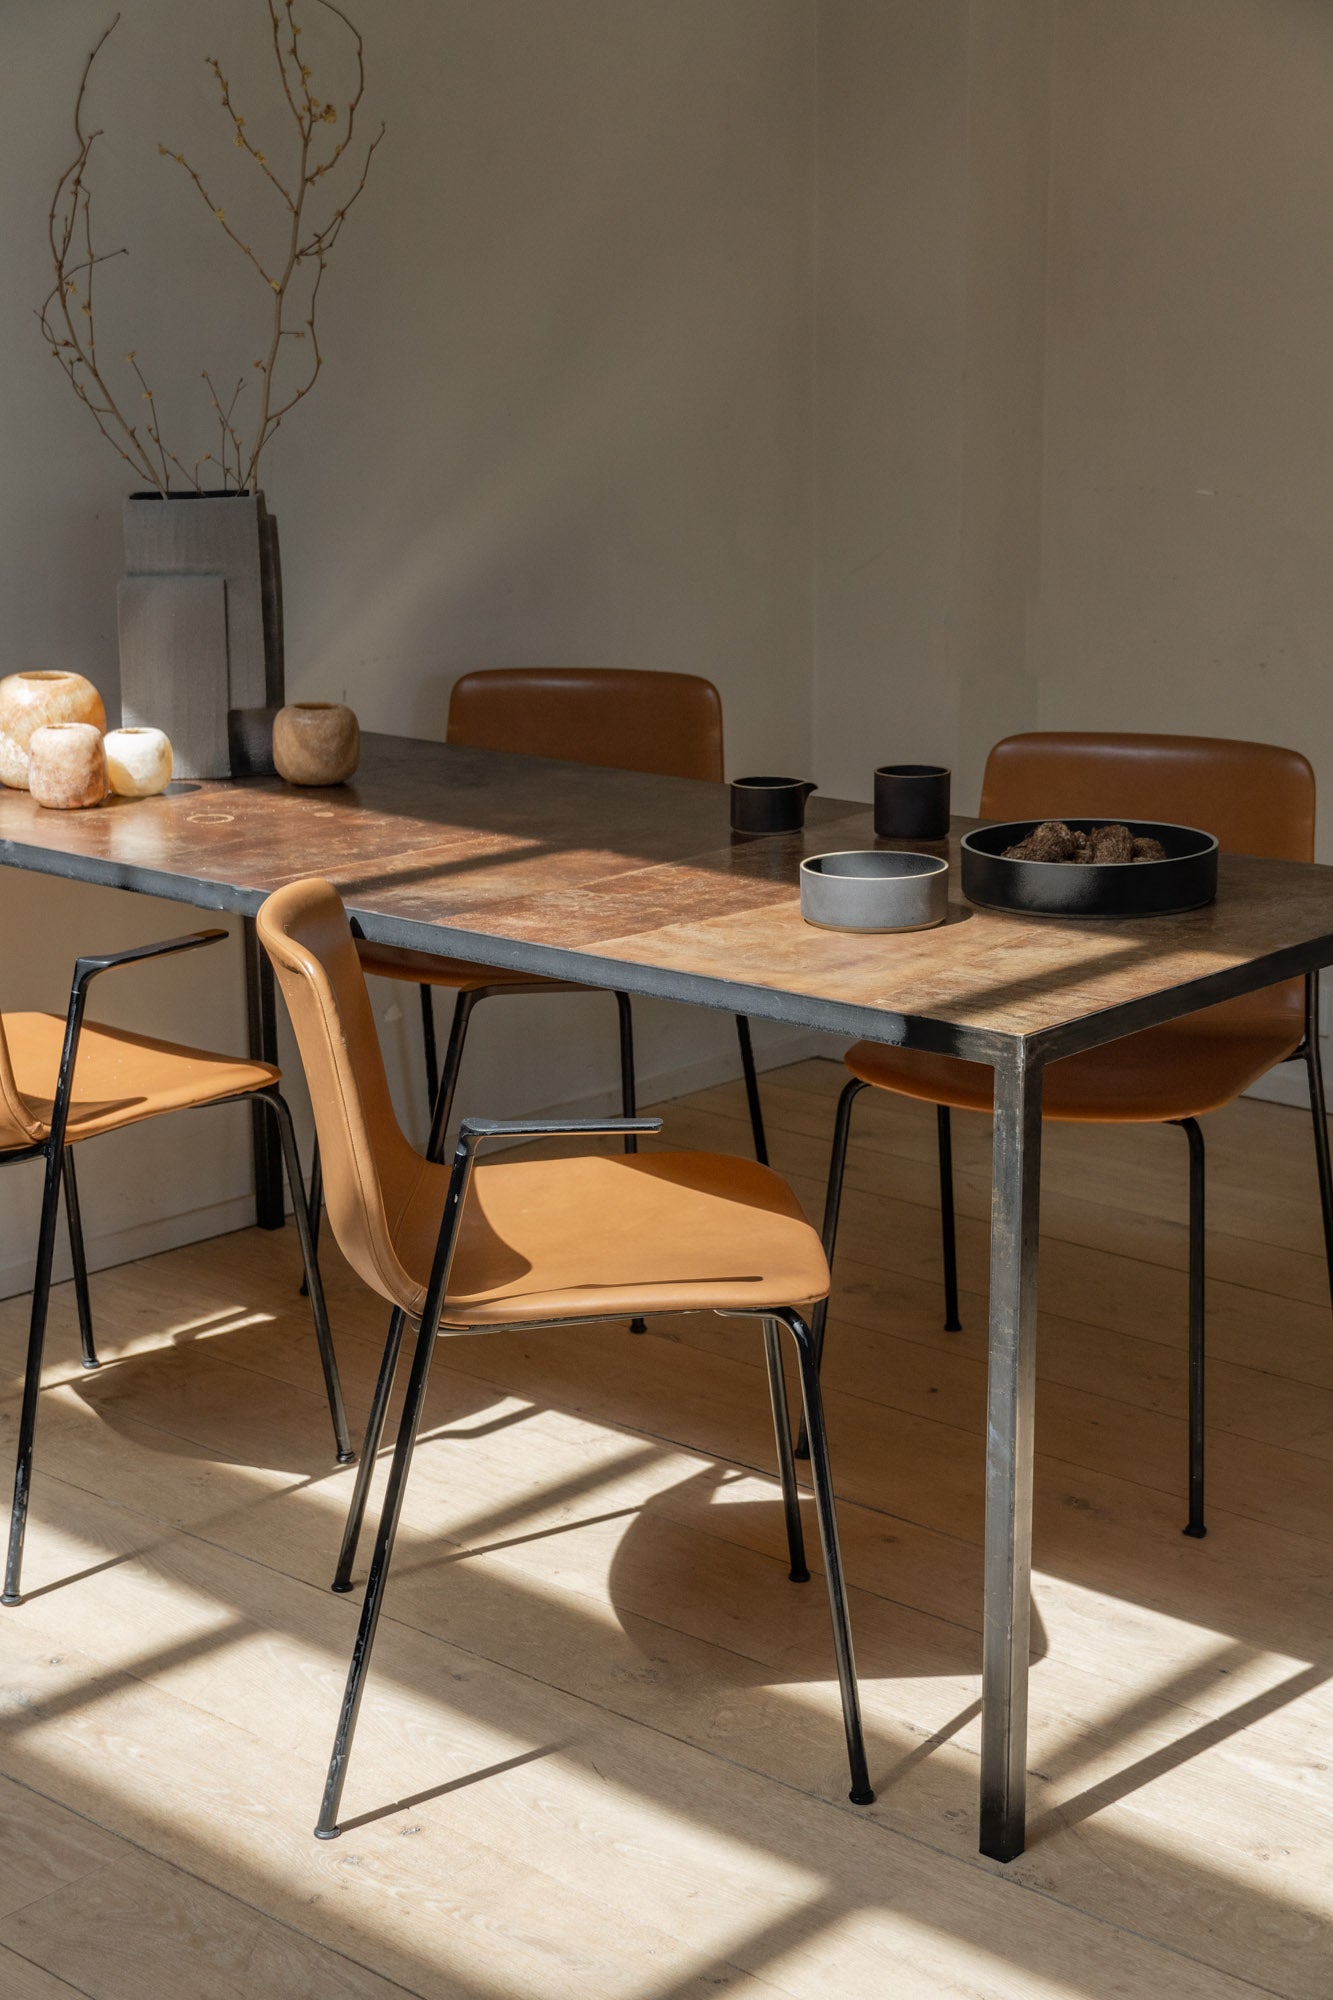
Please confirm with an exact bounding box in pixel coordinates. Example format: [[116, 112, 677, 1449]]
[[425, 991, 478, 1164], [1178, 1117, 1206, 1539], [1302, 974, 1333, 1315], [775, 1307, 873, 1804], [937, 1105, 962, 1332], [62, 1151, 98, 1369], [762, 1317, 808, 1581], [260, 1093, 354, 1464], [797, 1076, 866, 1457], [418, 982, 440, 1110], [315, 1298, 443, 1837], [736, 1015, 769, 1165], [615, 993, 638, 1155], [4, 1146, 65, 1606], [618, 993, 651, 1335], [304, 1142, 325, 1279], [811, 1077, 867, 1371], [333, 1307, 408, 1592]]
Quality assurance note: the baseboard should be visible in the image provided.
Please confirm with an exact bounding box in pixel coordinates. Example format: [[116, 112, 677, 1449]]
[[0, 1023, 831, 1301], [0, 1190, 261, 1303]]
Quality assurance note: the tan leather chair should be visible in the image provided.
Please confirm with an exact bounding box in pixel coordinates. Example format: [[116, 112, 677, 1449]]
[[2, 928, 352, 1608], [815, 733, 1332, 1538], [257, 877, 871, 1836], [348, 667, 768, 1164]]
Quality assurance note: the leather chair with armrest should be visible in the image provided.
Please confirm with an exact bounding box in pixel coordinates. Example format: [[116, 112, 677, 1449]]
[[2, 928, 352, 1608], [258, 877, 872, 1837]]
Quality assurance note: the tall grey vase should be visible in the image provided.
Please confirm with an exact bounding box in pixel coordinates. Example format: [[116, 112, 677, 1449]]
[[117, 490, 284, 779]]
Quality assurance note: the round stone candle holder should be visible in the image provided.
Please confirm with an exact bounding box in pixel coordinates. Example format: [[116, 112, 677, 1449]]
[[28, 723, 109, 810], [104, 726, 174, 798], [0, 671, 107, 789], [273, 702, 361, 786]]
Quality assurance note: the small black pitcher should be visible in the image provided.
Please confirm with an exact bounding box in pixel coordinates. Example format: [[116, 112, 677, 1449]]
[[730, 775, 817, 835]]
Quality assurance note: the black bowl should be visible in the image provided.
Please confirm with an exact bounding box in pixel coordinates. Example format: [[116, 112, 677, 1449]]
[[961, 818, 1219, 917]]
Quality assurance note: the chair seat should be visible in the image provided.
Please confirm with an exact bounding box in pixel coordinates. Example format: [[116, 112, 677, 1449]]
[[846, 999, 1302, 1124], [389, 1149, 829, 1326], [1, 1011, 279, 1146], [356, 939, 569, 994]]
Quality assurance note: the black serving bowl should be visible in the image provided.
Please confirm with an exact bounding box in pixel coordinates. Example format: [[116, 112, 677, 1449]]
[[961, 818, 1219, 917]]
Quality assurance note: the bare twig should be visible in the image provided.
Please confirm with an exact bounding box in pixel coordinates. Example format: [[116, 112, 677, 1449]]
[[40, 4, 381, 494], [38, 14, 162, 486], [237, 0, 384, 486]]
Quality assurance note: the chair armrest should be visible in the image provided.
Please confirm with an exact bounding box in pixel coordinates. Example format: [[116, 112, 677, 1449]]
[[41, 929, 231, 1158], [72, 928, 229, 991], [458, 1115, 663, 1145]]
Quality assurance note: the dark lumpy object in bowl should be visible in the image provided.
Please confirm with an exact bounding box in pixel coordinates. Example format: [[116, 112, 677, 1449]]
[[1002, 821, 1167, 864]]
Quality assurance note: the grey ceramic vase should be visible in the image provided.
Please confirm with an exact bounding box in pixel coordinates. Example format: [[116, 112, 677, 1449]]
[[117, 490, 284, 780]]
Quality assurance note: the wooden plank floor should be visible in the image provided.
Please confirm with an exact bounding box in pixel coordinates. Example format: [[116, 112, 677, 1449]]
[[1, 1056, 1331, 1998]]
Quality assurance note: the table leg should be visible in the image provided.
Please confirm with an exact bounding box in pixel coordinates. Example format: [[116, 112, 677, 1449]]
[[980, 1045, 1044, 1861], [242, 917, 285, 1230]]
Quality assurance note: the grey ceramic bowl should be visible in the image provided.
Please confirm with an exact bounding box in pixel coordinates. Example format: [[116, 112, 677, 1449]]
[[800, 850, 949, 932]]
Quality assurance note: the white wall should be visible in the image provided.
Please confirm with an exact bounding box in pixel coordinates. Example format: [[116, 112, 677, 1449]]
[[812, 0, 1051, 813], [1037, 0, 1333, 860], [0, 0, 821, 1293]]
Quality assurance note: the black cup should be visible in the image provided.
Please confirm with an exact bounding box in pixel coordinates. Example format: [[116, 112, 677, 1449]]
[[873, 763, 951, 841], [730, 775, 817, 835]]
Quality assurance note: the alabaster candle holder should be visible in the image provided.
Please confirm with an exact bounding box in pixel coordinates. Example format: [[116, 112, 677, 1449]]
[[28, 722, 109, 810], [273, 701, 360, 786], [0, 671, 107, 789], [104, 725, 174, 798]]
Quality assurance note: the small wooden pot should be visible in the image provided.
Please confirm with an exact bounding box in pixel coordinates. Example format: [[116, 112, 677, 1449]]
[[28, 723, 109, 810], [0, 671, 107, 789], [273, 702, 360, 786]]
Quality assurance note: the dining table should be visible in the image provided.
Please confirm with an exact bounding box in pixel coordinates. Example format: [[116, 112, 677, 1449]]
[[3, 728, 1333, 1862]]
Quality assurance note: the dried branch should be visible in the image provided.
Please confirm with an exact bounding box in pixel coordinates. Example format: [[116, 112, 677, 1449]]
[[237, 0, 385, 487], [38, 14, 162, 487], [39, 3, 381, 495]]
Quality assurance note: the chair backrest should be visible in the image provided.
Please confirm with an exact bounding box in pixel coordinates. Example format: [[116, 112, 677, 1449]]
[[256, 879, 425, 1311], [981, 733, 1315, 863], [447, 668, 725, 783], [980, 732, 1315, 1041]]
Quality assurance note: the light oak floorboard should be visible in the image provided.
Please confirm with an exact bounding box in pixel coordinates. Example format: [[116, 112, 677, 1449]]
[[0, 1943, 89, 1999], [1, 1057, 1329, 1997]]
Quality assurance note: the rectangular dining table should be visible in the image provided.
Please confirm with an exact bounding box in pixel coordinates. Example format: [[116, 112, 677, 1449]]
[[4, 729, 1333, 1862]]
